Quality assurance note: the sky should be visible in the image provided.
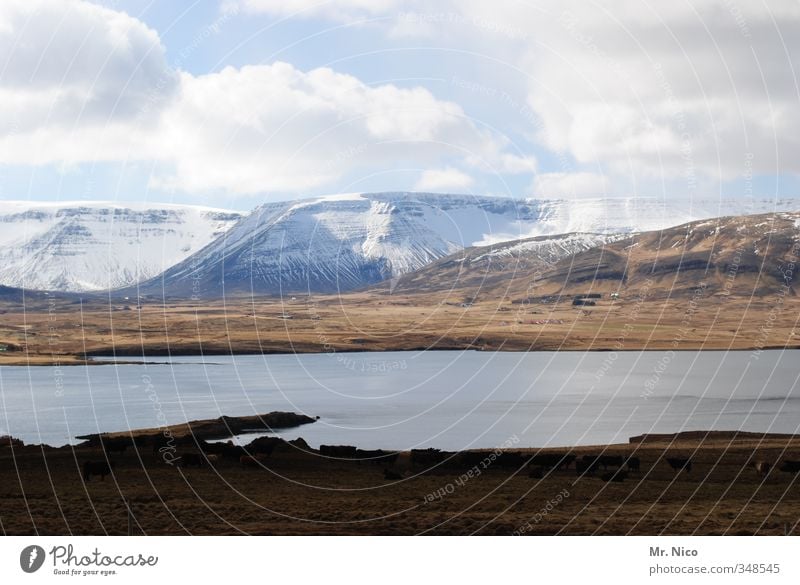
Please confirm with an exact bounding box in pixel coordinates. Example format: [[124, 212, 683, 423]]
[[0, 0, 799, 211]]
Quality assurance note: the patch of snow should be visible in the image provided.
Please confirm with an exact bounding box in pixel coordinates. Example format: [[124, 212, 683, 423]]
[[0, 202, 244, 291]]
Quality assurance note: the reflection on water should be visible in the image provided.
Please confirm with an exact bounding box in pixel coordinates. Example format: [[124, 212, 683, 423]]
[[0, 350, 798, 449]]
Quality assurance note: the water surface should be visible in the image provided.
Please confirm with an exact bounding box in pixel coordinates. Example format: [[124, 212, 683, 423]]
[[1, 350, 798, 449]]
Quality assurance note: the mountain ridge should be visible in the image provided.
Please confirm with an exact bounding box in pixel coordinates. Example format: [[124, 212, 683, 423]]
[[132, 192, 800, 298], [2, 193, 799, 295], [0, 201, 243, 292]]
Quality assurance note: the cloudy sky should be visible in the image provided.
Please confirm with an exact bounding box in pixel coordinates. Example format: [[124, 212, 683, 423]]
[[0, 0, 798, 210]]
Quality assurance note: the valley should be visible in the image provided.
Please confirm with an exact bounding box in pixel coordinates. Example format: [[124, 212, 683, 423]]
[[2, 209, 799, 364], [1, 285, 797, 366]]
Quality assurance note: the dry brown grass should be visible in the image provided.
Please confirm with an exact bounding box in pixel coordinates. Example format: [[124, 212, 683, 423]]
[[0, 290, 798, 366], [2, 435, 799, 535]]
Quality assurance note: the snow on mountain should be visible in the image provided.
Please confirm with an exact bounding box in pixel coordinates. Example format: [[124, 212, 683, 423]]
[[389, 231, 630, 295], [138, 192, 799, 297], [475, 196, 800, 244], [0, 201, 243, 292], [470, 232, 626, 264]]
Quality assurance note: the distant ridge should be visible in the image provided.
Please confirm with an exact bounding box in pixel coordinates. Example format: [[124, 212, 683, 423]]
[[0, 202, 243, 292], [130, 192, 799, 298]]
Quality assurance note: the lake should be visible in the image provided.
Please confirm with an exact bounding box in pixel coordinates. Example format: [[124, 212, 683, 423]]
[[1, 350, 798, 449]]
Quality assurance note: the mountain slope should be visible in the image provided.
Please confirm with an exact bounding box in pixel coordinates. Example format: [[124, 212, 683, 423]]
[[385, 232, 628, 295], [496, 212, 800, 300], [136, 192, 800, 298], [0, 202, 243, 292]]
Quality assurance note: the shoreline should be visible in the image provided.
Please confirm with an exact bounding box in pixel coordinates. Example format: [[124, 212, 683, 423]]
[[74, 411, 319, 444], [2, 343, 798, 367], [4, 427, 800, 535]]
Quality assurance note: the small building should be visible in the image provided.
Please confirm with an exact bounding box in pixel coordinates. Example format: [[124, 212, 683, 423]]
[[572, 299, 596, 306]]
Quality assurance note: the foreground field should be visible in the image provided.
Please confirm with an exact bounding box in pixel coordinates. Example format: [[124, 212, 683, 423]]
[[1, 433, 799, 535], [1, 289, 800, 365]]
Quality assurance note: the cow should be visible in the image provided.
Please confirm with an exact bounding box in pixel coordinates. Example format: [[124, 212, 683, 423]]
[[665, 457, 692, 473], [779, 460, 800, 474], [459, 451, 487, 469], [221, 442, 246, 461], [625, 456, 641, 472], [528, 467, 545, 479], [581, 455, 603, 468], [383, 468, 402, 480], [240, 454, 268, 468], [559, 454, 577, 470], [177, 453, 203, 468], [151, 434, 176, 456], [492, 452, 527, 469], [319, 445, 358, 459], [752, 460, 771, 477], [601, 469, 628, 483], [102, 438, 129, 456], [392, 451, 413, 475], [598, 455, 625, 470], [576, 456, 601, 476], [199, 440, 227, 456], [131, 435, 152, 452], [83, 461, 115, 482], [411, 448, 449, 468], [529, 453, 576, 470], [247, 437, 283, 457], [356, 449, 399, 467]]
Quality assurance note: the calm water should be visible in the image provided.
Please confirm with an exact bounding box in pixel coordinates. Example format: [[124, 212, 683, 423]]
[[1, 350, 799, 449]]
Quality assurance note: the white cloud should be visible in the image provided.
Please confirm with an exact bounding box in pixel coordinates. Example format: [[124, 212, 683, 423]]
[[445, 1, 800, 182], [5, 0, 797, 198], [0, 0, 534, 196], [153, 63, 517, 194], [532, 172, 610, 199], [414, 167, 474, 191], [227, 0, 401, 21], [0, 0, 176, 164], [282, 0, 800, 186]]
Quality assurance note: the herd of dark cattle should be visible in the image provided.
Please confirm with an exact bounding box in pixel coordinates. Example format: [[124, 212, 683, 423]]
[[82, 435, 284, 480], [79, 435, 800, 484]]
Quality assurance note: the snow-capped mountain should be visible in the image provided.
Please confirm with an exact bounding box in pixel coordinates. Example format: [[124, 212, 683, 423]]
[[388, 231, 629, 295], [136, 192, 799, 297], [0, 201, 243, 292]]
